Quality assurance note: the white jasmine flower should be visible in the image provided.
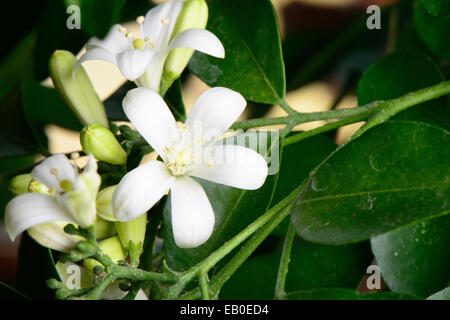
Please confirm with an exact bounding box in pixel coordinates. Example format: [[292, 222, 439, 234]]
[[77, 1, 224, 91], [5, 154, 101, 244], [112, 87, 268, 248]]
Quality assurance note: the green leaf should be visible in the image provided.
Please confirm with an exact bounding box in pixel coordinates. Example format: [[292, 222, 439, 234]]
[[15, 233, 59, 300], [163, 131, 278, 271], [291, 121, 450, 245], [358, 50, 450, 130], [415, 2, 450, 61], [78, 0, 126, 37], [417, 0, 450, 17], [283, 288, 422, 300], [219, 239, 372, 299], [371, 214, 450, 297], [21, 79, 83, 148], [271, 134, 337, 237], [427, 287, 450, 300], [104, 82, 135, 122], [164, 79, 186, 122], [188, 0, 285, 104], [0, 282, 30, 300]]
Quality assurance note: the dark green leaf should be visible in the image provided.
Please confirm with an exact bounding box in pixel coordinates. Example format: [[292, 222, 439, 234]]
[[358, 50, 450, 130], [417, 0, 450, 17], [427, 287, 450, 300], [0, 282, 30, 300], [283, 288, 421, 300], [189, 0, 285, 104], [371, 214, 450, 297], [219, 239, 372, 299], [79, 0, 126, 37], [415, 3, 450, 61], [104, 82, 135, 121], [15, 233, 59, 300], [291, 121, 450, 245]]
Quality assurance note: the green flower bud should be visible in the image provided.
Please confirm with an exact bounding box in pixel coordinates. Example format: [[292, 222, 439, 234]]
[[80, 124, 127, 165], [162, 0, 208, 92], [84, 236, 125, 274], [49, 50, 108, 128], [9, 174, 32, 195], [95, 216, 117, 240], [115, 213, 147, 254], [96, 185, 118, 222]]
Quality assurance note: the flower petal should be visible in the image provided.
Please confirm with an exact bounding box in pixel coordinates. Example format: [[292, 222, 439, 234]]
[[116, 49, 156, 80], [31, 154, 77, 192], [170, 176, 215, 248], [27, 222, 80, 252], [168, 28, 225, 58], [189, 145, 268, 190], [112, 161, 175, 221], [86, 24, 131, 54], [5, 193, 76, 241], [123, 87, 179, 158], [185, 87, 246, 145], [77, 47, 117, 67], [142, 1, 184, 51]]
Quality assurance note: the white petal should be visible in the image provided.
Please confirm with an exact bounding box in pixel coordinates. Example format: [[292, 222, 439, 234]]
[[122, 87, 179, 157], [86, 24, 131, 54], [77, 47, 117, 67], [27, 222, 80, 252], [135, 53, 165, 91], [170, 176, 215, 248], [189, 145, 268, 190], [5, 193, 76, 241], [31, 154, 77, 192], [185, 87, 246, 145], [112, 161, 175, 221], [168, 28, 225, 58], [142, 1, 184, 51], [116, 49, 156, 80]]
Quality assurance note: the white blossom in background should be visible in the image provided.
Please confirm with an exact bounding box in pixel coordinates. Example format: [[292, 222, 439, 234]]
[[5, 154, 101, 250], [112, 87, 268, 248], [77, 1, 224, 91]]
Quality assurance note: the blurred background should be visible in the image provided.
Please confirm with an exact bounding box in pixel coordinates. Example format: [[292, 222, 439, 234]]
[[0, 0, 401, 285]]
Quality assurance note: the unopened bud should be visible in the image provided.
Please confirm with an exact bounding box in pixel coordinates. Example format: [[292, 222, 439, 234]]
[[28, 179, 50, 194], [9, 174, 32, 195], [84, 236, 125, 274], [96, 185, 118, 221], [162, 0, 208, 93], [49, 50, 108, 128], [95, 216, 117, 240], [80, 124, 127, 165], [115, 213, 147, 253]]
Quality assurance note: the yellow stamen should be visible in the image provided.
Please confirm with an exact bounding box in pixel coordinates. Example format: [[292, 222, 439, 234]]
[[59, 179, 73, 192], [50, 168, 58, 175], [136, 16, 145, 24], [161, 18, 170, 24]]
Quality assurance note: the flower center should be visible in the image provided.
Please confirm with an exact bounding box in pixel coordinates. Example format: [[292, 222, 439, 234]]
[[163, 122, 196, 176]]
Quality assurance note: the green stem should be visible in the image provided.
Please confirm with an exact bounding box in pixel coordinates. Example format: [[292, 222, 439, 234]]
[[199, 272, 210, 300], [274, 221, 296, 299], [279, 99, 298, 115]]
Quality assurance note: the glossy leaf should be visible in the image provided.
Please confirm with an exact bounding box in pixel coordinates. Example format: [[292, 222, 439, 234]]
[[219, 239, 372, 299], [188, 0, 285, 104], [358, 50, 450, 130], [164, 79, 186, 122], [427, 287, 450, 300], [291, 121, 450, 245], [283, 288, 421, 300], [371, 214, 450, 297], [417, 0, 450, 17], [415, 3, 450, 61], [79, 0, 126, 37]]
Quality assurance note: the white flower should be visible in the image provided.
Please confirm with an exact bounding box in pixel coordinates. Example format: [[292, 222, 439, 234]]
[[112, 87, 268, 248], [77, 1, 224, 91], [5, 154, 101, 244]]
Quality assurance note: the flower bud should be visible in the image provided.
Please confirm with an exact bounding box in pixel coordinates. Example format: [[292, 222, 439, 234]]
[[84, 236, 125, 274], [49, 50, 109, 128], [96, 185, 118, 221], [9, 174, 32, 195], [162, 0, 208, 93], [115, 213, 147, 253], [28, 179, 50, 194], [95, 216, 117, 240], [80, 124, 127, 165]]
